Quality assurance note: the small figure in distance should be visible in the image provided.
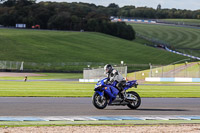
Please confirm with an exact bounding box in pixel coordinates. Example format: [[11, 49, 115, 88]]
[[24, 75, 28, 82]]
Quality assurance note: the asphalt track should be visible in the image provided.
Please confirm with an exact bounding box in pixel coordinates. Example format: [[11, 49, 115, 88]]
[[0, 97, 200, 116]]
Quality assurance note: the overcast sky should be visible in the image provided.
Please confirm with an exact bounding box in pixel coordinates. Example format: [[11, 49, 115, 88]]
[[38, 0, 200, 10]]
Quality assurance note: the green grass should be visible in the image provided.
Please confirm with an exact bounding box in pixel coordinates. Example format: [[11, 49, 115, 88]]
[[0, 28, 186, 71], [1, 120, 200, 127], [186, 62, 200, 71], [127, 62, 198, 80], [161, 19, 200, 25], [0, 81, 199, 97], [0, 73, 83, 80], [176, 61, 200, 77], [137, 85, 200, 97], [0, 81, 93, 97], [134, 37, 155, 46], [129, 23, 200, 57]]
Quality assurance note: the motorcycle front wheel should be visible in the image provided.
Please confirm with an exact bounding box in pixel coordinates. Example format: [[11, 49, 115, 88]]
[[92, 92, 107, 109]]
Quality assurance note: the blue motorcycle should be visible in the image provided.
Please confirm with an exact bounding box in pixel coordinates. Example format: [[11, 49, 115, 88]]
[[92, 78, 141, 109]]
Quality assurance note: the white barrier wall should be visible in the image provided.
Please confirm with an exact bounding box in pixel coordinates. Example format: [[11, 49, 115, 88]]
[[80, 77, 200, 82], [79, 79, 99, 82], [111, 18, 156, 24], [145, 77, 200, 82], [16, 24, 26, 28]]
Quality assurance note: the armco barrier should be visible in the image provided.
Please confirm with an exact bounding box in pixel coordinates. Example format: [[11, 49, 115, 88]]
[[111, 18, 156, 24], [145, 77, 200, 82], [165, 47, 200, 60]]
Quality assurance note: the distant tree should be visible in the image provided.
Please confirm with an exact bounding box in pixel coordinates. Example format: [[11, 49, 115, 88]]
[[2, 0, 35, 7], [48, 12, 71, 30], [3, 1, 199, 40], [71, 15, 81, 30], [16, 0, 36, 7], [87, 18, 97, 31], [118, 6, 136, 17], [107, 3, 119, 8], [157, 4, 161, 10], [0, 13, 16, 26], [2, 0, 16, 7]]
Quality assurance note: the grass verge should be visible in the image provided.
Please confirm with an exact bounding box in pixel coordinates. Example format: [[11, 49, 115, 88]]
[[1, 120, 200, 127], [0, 73, 83, 80], [0, 28, 186, 71], [0, 81, 200, 97], [129, 23, 200, 57]]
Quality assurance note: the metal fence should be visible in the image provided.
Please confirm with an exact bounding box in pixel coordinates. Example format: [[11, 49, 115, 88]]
[[0, 61, 23, 70], [83, 66, 127, 79], [130, 62, 200, 80], [149, 62, 200, 78], [1, 60, 199, 79], [0, 60, 145, 73], [0, 61, 107, 72]]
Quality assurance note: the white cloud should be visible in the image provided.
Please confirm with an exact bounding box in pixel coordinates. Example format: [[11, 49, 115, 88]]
[[38, 0, 200, 10]]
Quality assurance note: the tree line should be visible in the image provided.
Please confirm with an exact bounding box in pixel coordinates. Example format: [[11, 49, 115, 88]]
[[0, 0, 136, 40], [0, 1, 199, 40], [118, 4, 200, 19]]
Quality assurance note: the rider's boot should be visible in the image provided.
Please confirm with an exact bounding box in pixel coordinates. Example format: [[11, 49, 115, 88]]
[[119, 89, 125, 100]]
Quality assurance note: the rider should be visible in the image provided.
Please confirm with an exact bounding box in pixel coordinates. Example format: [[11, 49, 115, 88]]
[[104, 64, 126, 97]]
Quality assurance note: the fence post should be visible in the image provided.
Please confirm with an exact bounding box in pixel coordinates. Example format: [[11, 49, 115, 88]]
[[173, 64, 175, 77], [5, 61, 7, 69], [149, 63, 152, 77], [10, 61, 11, 70], [134, 72, 136, 80], [185, 62, 188, 77], [125, 66, 127, 78], [20, 61, 24, 71], [198, 63, 200, 78]]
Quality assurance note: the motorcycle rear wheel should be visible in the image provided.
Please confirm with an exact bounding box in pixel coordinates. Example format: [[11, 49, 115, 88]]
[[127, 91, 141, 109]]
